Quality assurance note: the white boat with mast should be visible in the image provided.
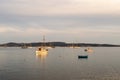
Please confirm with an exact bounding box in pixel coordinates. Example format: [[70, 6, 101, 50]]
[[36, 35, 48, 56], [84, 47, 93, 53], [21, 43, 28, 49]]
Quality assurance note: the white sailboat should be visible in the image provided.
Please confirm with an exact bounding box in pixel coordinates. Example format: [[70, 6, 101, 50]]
[[21, 43, 28, 49], [36, 36, 48, 56], [84, 47, 93, 53]]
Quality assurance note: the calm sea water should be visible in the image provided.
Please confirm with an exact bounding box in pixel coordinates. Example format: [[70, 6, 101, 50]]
[[0, 47, 120, 80]]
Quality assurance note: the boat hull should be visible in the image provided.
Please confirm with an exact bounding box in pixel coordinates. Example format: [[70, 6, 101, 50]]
[[78, 55, 88, 59], [36, 50, 48, 56]]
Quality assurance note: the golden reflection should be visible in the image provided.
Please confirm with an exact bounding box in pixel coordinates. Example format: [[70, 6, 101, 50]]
[[36, 51, 48, 59], [36, 51, 48, 68], [36, 46, 49, 63]]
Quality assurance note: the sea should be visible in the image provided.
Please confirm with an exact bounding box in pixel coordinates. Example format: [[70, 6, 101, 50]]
[[0, 47, 120, 80]]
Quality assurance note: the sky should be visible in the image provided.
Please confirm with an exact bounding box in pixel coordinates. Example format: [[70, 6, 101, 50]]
[[0, 0, 120, 44]]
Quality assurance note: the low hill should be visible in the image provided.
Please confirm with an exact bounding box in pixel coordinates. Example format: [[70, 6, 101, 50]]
[[0, 42, 120, 47]]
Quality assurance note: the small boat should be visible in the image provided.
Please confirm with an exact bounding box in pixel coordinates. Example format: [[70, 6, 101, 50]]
[[36, 47, 48, 52], [36, 35, 48, 56], [78, 55, 88, 59], [28, 43, 33, 48], [21, 46, 28, 49], [84, 47, 93, 53], [36, 47, 48, 56], [21, 43, 28, 49]]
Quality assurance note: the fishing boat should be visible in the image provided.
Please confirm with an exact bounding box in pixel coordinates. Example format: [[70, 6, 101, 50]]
[[36, 35, 48, 56], [36, 47, 48, 56]]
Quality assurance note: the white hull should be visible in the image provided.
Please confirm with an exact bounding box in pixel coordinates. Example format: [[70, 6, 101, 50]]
[[36, 47, 48, 56], [85, 48, 93, 53], [36, 51, 48, 56], [36, 35, 49, 56]]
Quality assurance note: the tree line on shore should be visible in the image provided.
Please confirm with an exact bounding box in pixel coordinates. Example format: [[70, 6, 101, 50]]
[[0, 42, 120, 47]]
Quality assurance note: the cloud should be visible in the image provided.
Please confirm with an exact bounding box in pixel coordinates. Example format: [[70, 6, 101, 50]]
[[0, 0, 120, 43], [0, 25, 21, 33], [0, 14, 120, 35], [0, 0, 120, 16], [0, 23, 120, 43], [0, 25, 50, 36], [1, 23, 119, 37]]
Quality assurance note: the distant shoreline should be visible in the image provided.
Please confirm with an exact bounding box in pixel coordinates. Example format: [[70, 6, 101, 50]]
[[0, 42, 120, 47]]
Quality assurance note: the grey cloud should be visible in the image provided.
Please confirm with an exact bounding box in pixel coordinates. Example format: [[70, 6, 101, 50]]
[[1, 0, 120, 16], [1, 13, 120, 29], [0, 0, 120, 44]]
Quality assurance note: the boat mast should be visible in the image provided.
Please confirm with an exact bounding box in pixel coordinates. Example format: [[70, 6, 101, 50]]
[[42, 35, 46, 47], [43, 35, 45, 43]]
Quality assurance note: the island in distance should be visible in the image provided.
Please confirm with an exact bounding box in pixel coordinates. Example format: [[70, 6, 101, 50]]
[[0, 42, 120, 47]]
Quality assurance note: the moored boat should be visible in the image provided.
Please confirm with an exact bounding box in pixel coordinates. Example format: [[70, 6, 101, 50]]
[[36, 47, 48, 56], [84, 47, 93, 53], [78, 55, 88, 59], [36, 35, 48, 56]]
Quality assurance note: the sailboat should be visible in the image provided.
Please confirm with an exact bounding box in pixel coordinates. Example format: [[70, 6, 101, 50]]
[[84, 47, 93, 53], [36, 36, 48, 56], [21, 43, 28, 49], [28, 43, 33, 48]]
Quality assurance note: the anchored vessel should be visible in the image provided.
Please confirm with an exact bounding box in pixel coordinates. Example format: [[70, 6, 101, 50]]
[[78, 55, 88, 59], [36, 36, 48, 56], [84, 47, 93, 53], [21, 43, 28, 49]]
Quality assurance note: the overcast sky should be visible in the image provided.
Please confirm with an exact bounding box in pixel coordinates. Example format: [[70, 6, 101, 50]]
[[0, 0, 120, 44]]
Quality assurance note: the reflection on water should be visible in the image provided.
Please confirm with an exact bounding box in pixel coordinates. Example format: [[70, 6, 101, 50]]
[[36, 51, 48, 62], [0, 47, 120, 80]]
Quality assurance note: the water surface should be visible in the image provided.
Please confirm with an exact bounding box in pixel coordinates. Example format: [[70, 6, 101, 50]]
[[0, 47, 120, 80]]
